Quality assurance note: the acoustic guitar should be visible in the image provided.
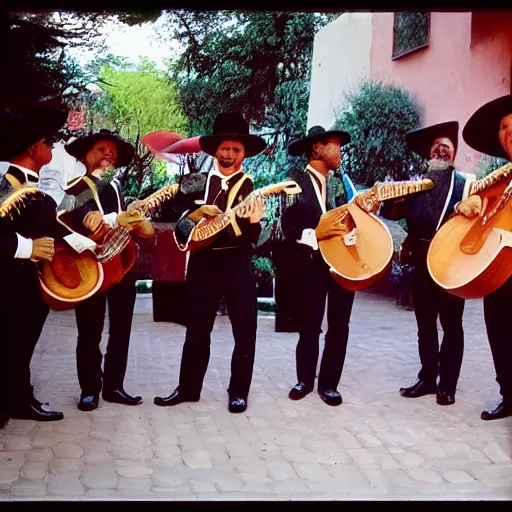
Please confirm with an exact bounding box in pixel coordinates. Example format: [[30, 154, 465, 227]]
[[427, 162, 512, 299], [318, 179, 434, 291], [177, 180, 302, 253], [39, 182, 180, 310]]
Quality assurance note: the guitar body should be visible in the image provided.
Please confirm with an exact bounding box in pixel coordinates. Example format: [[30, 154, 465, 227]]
[[318, 203, 394, 291], [186, 214, 232, 253], [97, 238, 138, 294], [178, 180, 303, 253], [427, 181, 512, 299]]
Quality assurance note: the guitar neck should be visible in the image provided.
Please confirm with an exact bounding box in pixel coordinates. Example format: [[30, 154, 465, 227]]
[[232, 180, 301, 216], [133, 184, 180, 216], [468, 162, 512, 196], [370, 178, 434, 202]]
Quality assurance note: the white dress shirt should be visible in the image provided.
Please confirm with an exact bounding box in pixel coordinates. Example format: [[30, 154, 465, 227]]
[[39, 142, 87, 207], [296, 165, 328, 251], [5, 164, 40, 259]]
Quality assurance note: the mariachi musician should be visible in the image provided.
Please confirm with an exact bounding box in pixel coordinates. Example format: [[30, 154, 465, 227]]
[[154, 112, 266, 414], [58, 129, 155, 412], [380, 121, 472, 406], [0, 101, 72, 423], [454, 94, 512, 420], [278, 125, 360, 407]]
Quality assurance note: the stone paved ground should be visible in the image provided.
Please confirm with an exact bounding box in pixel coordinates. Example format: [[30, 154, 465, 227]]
[[0, 290, 511, 501]]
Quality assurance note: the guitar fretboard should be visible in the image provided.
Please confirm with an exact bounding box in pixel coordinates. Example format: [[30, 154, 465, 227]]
[[191, 180, 301, 242], [468, 162, 512, 196], [373, 179, 434, 201], [133, 184, 180, 216], [233, 181, 301, 218]]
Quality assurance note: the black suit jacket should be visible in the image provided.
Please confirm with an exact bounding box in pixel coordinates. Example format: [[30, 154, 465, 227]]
[[280, 168, 348, 242], [274, 167, 349, 332], [58, 175, 126, 237], [0, 166, 68, 263], [175, 170, 261, 250]]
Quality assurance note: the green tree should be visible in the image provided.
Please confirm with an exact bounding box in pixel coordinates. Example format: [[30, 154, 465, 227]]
[[475, 154, 509, 180], [91, 56, 188, 141], [334, 80, 423, 187], [161, 11, 338, 188], [86, 55, 188, 200], [1, 10, 162, 109]]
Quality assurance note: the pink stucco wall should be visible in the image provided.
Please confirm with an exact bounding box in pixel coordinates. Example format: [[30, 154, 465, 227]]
[[371, 11, 512, 173]]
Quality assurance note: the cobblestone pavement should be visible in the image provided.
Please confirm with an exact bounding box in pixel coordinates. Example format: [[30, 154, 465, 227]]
[[0, 290, 511, 501]]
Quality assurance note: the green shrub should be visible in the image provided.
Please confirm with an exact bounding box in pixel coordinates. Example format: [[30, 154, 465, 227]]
[[258, 301, 277, 314], [475, 153, 508, 180], [334, 80, 424, 187], [252, 256, 275, 278]]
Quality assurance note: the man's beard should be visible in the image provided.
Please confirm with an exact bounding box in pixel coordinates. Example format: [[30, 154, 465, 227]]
[[427, 158, 451, 171], [218, 159, 235, 168]]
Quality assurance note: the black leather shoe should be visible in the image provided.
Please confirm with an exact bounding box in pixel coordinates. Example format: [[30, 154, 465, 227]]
[[10, 402, 64, 421], [78, 394, 99, 412], [318, 389, 342, 406], [436, 389, 455, 406], [154, 388, 199, 407], [400, 380, 437, 398], [102, 388, 142, 406], [481, 400, 512, 421], [289, 382, 314, 400], [228, 397, 247, 413]]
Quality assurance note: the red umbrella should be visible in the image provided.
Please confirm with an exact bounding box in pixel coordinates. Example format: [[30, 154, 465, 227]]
[[163, 136, 202, 154], [141, 130, 183, 154]]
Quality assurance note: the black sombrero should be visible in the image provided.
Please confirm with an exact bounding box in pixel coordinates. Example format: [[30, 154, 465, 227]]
[[0, 101, 69, 162], [65, 129, 135, 168], [462, 94, 512, 160], [287, 125, 351, 157], [199, 112, 267, 158], [406, 121, 459, 160]]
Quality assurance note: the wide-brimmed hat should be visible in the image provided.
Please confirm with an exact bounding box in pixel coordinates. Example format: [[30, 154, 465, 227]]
[[38, 243, 104, 311], [163, 136, 202, 154], [406, 121, 459, 160], [199, 112, 267, 158], [141, 130, 183, 155], [287, 126, 351, 157], [65, 129, 135, 168], [0, 101, 69, 161], [462, 94, 512, 160]]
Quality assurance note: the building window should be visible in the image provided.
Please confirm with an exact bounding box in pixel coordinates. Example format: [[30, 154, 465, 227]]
[[392, 12, 430, 60]]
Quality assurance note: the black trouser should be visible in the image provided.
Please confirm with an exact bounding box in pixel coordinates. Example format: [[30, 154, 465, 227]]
[[178, 247, 257, 400], [1, 262, 50, 412], [483, 275, 512, 401], [74, 266, 137, 396], [295, 248, 355, 391], [411, 250, 465, 395]]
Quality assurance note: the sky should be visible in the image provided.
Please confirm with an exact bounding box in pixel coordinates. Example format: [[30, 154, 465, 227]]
[[68, 16, 180, 71]]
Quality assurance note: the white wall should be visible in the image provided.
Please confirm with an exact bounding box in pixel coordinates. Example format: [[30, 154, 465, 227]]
[[307, 12, 373, 130]]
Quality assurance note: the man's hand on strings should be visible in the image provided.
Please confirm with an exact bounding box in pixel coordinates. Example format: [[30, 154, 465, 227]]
[[187, 205, 223, 223], [315, 207, 351, 241], [247, 194, 265, 224], [455, 195, 482, 218]]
